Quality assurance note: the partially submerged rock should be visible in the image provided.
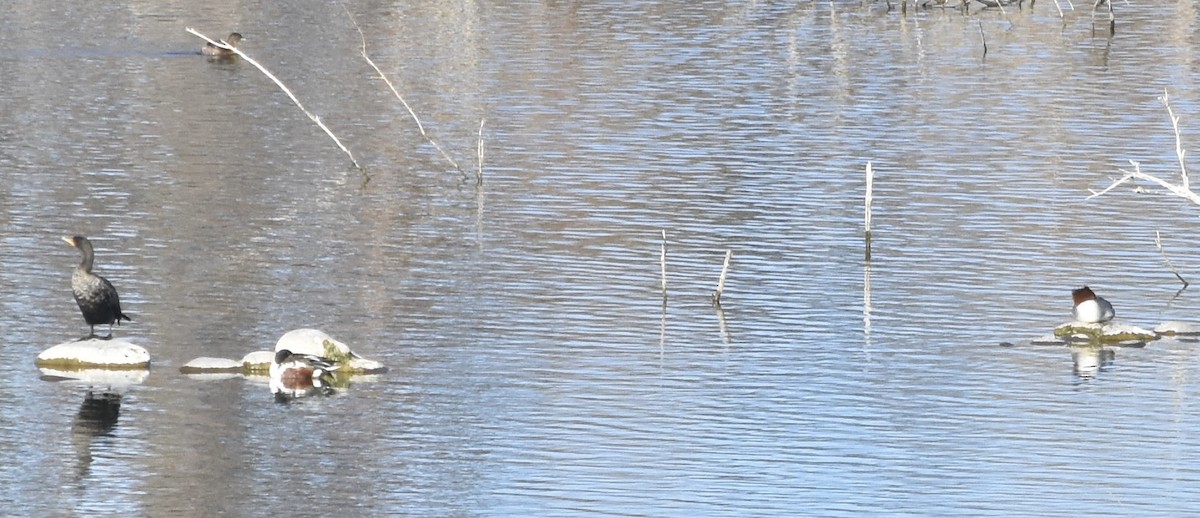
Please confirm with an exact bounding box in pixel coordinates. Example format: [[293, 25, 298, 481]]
[[1053, 321, 1157, 346], [346, 356, 386, 373], [1031, 334, 1066, 346], [181, 329, 387, 376], [180, 357, 242, 374], [241, 350, 274, 373], [273, 329, 386, 373], [1154, 321, 1200, 337], [38, 366, 149, 386], [36, 338, 151, 370], [274, 328, 356, 363]]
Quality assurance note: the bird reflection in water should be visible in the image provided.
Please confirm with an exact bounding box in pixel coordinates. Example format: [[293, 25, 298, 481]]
[[72, 391, 122, 480], [1071, 346, 1116, 379]]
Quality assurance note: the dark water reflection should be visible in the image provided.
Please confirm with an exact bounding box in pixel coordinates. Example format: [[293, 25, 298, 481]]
[[5, 0, 1200, 515]]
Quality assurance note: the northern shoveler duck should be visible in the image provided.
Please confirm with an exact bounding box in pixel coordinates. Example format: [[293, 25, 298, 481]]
[[1071, 286, 1115, 324], [269, 349, 338, 398], [201, 32, 242, 58]]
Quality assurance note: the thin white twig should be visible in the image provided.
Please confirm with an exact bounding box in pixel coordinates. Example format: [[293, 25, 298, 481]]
[[477, 119, 486, 187], [1163, 90, 1189, 191], [1154, 231, 1189, 287], [660, 230, 668, 300], [340, 4, 464, 173], [1088, 161, 1200, 204], [1089, 91, 1200, 206], [864, 162, 874, 235], [713, 249, 732, 305], [186, 28, 363, 172]]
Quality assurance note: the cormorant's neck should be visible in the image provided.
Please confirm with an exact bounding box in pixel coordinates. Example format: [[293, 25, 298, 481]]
[[78, 242, 95, 273]]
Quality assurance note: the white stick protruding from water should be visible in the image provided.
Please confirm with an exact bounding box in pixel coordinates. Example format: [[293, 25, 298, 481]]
[[713, 249, 732, 305], [660, 230, 668, 300], [1155, 231, 1189, 287], [865, 161, 874, 235], [477, 119, 486, 186], [186, 28, 363, 173], [340, 5, 464, 174], [1089, 90, 1200, 206]]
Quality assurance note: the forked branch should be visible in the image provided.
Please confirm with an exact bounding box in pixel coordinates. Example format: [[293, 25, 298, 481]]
[[1088, 89, 1199, 205]]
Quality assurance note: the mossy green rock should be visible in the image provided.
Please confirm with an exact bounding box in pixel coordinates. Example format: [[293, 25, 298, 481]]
[[240, 350, 274, 373], [274, 329, 387, 373], [1053, 321, 1157, 345]]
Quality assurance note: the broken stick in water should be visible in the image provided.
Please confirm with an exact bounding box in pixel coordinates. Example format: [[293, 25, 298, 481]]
[[864, 161, 874, 261], [712, 249, 732, 305], [477, 119, 486, 187], [660, 230, 668, 300], [1155, 231, 1189, 288]]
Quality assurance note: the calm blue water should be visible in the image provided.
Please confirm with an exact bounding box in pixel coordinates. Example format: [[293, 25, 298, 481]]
[[4, 1, 1200, 516]]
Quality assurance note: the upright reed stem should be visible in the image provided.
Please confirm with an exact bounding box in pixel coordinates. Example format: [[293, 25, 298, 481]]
[[712, 249, 732, 305], [864, 162, 874, 260], [660, 230, 668, 300]]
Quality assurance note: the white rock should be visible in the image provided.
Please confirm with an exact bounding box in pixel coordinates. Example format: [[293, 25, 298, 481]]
[[38, 367, 149, 386], [1155, 321, 1200, 336], [270, 329, 387, 374], [1031, 334, 1065, 346], [275, 329, 352, 358], [180, 357, 243, 373], [348, 356, 388, 374], [36, 338, 150, 369], [182, 372, 242, 382], [241, 350, 274, 372]]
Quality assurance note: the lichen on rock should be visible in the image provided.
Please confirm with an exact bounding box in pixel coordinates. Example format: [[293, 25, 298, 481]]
[[1053, 321, 1157, 345]]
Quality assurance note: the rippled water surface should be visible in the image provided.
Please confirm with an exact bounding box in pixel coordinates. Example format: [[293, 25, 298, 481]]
[[5, 1, 1200, 516]]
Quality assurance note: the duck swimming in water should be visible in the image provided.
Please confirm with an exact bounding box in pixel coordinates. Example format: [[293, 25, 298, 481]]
[[201, 32, 242, 58]]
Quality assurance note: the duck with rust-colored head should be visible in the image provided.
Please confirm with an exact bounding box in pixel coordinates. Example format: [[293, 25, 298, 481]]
[[1071, 286, 1115, 324]]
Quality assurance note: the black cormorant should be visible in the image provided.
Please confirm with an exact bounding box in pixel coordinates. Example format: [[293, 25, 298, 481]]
[[63, 236, 131, 339]]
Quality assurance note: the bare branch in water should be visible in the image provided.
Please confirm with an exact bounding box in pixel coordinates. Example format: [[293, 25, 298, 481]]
[[477, 119, 486, 187], [186, 27, 365, 175], [1155, 231, 1189, 288], [660, 230, 668, 301], [340, 3, 465, 174], [1089, 90, 1200, 206], [712, 249, 733, 306]]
